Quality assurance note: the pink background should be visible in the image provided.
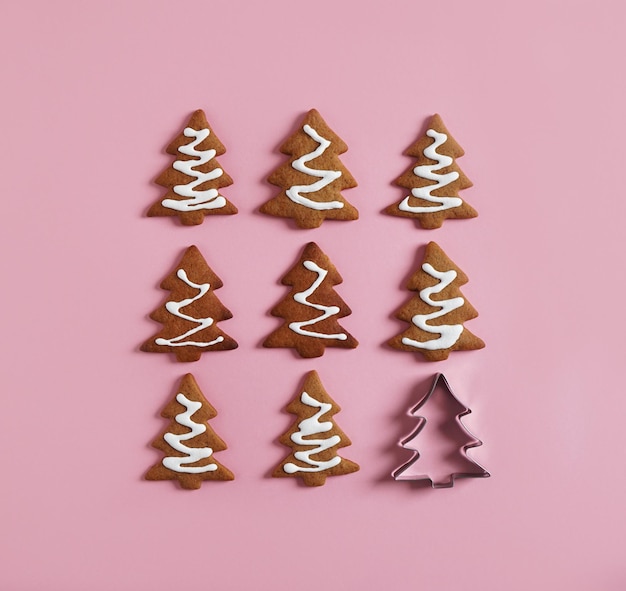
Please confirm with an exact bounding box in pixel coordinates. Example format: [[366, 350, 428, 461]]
[[2, 1, 625, 589]]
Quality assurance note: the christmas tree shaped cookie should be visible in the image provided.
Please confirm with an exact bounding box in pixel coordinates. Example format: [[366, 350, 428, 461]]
[[393, 373, 489, 487], [260, 109, 358, 228], [273, 371, 359, 487], [146, 374, 234, 489], [263, 242, 358, 358], [148, 109, 237, 225], [385, 114, 477, 229], [388, 242, 484, 361], [141, 245, 237, 362]]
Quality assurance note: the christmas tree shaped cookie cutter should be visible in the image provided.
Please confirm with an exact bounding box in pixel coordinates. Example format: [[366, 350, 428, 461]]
[[392, 373, 489, 488]]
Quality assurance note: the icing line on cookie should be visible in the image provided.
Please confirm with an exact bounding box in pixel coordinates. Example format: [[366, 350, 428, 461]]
[[285, 124, 343, 211], [161, 127, 227, 212], [289, 260, 348, 340], [162, 393, 218, 473], [401, 263, 464, 350], [283, 390, 342, 474], [155, 269, 225, 348], [398, 129, 463, 214]]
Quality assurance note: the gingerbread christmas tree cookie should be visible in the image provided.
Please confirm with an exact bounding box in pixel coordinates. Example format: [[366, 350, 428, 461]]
[[148, 109, 237, 225], [385, 114, 476, 229], [146, 374, 234, 489], [141, 245, 237, 362], [273, 371, 359, 487], [260, 109, 358, 229], [263, 242, 358, 358], [388, 242, 484, 361]]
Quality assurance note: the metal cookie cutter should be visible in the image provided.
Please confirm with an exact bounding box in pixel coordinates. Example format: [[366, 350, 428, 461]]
[[392, 372, 490, 488]]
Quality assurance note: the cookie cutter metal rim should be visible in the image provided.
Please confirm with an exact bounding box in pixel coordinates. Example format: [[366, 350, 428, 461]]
[[392, 372, 490, 488]]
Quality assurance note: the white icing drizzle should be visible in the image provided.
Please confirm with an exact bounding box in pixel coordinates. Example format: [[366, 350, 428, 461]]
[[398, 129, 463, 214], [285, 124, 344, 211], [161, 127, 227, 212], [289, 260, 348, 340], [283, 391, 342, 474], [155, 269, 225, 348], [401, 263, 465, 351], [162, 393, 217, 473]]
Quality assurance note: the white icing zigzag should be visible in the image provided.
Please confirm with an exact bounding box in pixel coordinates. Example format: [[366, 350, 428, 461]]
[[283, 391, 342, 474], [162, 393, 217, 474], [162, 127, 227, 212], [289, 260, 348, 340], [155, 269, 225, 348], [285, 125, 343, 211], [401, 263, 464, 351], [399, 129, 463, 214]]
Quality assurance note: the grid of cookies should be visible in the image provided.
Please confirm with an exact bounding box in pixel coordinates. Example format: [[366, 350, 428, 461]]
[[141, 109, 487, 489]]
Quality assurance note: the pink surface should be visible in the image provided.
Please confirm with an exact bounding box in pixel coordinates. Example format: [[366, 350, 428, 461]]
[[2, 1, 625, 589]]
